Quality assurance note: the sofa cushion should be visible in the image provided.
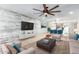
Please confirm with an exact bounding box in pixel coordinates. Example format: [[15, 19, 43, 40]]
[[18, 47, 35, 54], [0, 47, 3, 54], [6, 45, 17, 54]]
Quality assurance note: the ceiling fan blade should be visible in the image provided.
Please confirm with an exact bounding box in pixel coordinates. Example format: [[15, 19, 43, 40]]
[[50, 10, 61, 13], [43, 4, 47, 9], [33, 8, 42, 12], [49, 13, 55, 16], [39, 13, 43, 16], [33, 13, 41, 14], [49, 5, 59, 11]]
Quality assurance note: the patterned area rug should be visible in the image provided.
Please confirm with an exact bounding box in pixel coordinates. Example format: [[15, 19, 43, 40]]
[[52, 40, 70, 54], [22, 40, 70, 54]]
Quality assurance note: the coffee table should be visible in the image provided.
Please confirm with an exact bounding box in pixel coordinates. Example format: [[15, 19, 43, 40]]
[[37, 38, 56, 52]]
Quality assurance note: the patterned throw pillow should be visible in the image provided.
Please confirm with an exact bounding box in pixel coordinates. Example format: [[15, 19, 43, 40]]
[[6, 44, 17, 54]]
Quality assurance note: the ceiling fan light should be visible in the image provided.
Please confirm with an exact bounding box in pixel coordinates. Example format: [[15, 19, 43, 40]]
[[44, 13, 48, 17], [44, 13, 47, 15]]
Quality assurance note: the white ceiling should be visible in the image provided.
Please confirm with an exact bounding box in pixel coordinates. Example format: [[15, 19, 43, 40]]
[[0, 4, 79, 18], [0, 4, 79, 25]]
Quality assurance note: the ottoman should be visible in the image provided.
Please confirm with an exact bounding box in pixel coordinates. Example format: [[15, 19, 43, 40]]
[[37, 38, 56, 52]]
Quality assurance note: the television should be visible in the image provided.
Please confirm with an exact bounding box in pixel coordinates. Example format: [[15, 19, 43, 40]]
[[41, 25, 46, 28], [21, 21, 34, 30]]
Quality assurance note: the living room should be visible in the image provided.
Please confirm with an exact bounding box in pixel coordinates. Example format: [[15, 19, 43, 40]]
[[0, 4, 79, 54]]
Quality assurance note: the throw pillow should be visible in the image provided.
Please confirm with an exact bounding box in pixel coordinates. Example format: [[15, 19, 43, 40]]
[[6, 45, 17, 54], [1, 44, 10, 54], [12, 43, 21, 53]]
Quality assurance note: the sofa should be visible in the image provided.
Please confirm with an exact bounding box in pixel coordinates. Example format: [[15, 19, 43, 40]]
[[0, 41, 35, 54], [48, 27, 64, 35]]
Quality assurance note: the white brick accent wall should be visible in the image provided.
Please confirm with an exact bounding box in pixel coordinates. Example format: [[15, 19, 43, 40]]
[[0, 8, 38, 43]]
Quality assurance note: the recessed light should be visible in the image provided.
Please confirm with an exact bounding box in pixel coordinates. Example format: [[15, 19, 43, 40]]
[[55, 18, 61, 23], [69, 11, 74, 14], [56, 18, 60, 21]]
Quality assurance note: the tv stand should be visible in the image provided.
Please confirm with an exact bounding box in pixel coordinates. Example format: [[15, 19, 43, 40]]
[[19, 30, 35, 40]]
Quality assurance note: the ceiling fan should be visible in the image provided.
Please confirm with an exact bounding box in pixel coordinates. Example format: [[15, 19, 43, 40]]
[[33, 4, 61, 17]]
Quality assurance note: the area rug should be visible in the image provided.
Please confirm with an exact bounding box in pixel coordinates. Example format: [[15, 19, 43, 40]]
[[52, 40, 70, 54], [22, 40, 70, 54]]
